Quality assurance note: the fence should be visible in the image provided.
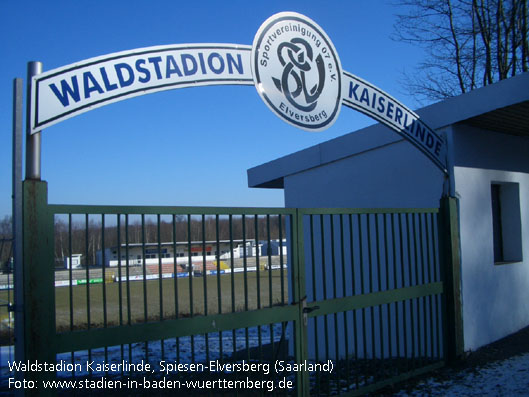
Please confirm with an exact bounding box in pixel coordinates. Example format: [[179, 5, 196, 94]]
[[7, 179, 457, 396], [298, 209, 445, 395]]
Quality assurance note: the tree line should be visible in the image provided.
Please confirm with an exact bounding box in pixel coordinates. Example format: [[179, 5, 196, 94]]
[[54, 214, 288, 266]]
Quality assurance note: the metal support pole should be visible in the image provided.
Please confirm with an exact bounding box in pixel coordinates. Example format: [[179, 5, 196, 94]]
[[12, 78, 24, 392], [25, 61, 42, 180], [439, 196, 464, 361]]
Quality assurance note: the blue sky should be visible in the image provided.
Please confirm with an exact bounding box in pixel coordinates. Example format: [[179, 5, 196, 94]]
[[0, 0, 425, 218]]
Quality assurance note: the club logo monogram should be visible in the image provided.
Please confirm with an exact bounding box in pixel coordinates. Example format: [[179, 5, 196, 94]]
[[252, 12, 342, 132], [273, 38, 325, 112]]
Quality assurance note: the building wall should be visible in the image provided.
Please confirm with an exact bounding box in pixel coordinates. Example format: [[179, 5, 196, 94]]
[[284, 138, 444, 209], [453, 126, 529, 351]]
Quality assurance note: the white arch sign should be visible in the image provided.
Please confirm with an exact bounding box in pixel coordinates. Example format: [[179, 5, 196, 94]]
[[30, 12, 447, 173]]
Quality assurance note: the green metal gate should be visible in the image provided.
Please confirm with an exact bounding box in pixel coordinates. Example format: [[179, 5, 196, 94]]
[[18, 179, 459, 396], [295, 208, 448, 395]]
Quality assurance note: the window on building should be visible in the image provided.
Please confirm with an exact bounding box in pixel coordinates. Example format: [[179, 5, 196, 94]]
[[491, 182, 523, 264]]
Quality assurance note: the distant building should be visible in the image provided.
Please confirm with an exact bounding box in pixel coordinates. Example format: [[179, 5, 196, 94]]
[[64, 254, 82, 269], [260, 239, 288, 257], [96, 239, 277, 267]]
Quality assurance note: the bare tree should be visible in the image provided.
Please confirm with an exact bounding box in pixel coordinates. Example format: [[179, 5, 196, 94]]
[[393, 0, 529, 101]]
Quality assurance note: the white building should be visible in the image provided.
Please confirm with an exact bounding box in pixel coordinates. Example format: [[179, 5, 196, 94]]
[[96, 239, 262, 267], [248, 72, 529, 353], [64, 254, 82, 269]]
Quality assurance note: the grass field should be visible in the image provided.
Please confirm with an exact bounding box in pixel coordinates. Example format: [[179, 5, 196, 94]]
[[56, 269, 289, 330], [0, 269, 289, 345]]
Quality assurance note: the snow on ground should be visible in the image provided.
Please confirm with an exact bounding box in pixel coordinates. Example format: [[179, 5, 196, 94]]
[[396, 352, 529, 396]]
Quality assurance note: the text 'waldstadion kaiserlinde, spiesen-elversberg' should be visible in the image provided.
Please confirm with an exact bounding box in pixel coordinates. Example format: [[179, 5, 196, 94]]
[[8, 359, 333, 391]]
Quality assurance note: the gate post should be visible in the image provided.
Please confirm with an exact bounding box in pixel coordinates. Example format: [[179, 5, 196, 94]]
[[439, 196, 464, 361], [22, 180, 56, 390]]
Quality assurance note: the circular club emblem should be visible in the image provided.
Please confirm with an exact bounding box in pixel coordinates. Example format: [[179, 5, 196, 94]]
[[252, 12, 342, 131]]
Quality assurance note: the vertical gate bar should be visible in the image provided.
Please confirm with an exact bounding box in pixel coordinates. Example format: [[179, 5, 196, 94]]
[[406, 213, 416, 368], [101, 214, 107, 328], [425, 213, 434, 359], [375, 214, 385, 378], [392, 213, 400, 361], [266, 215, 274, 371], [330, 215, 340, 387], [357, 214, 367, 382], [228, 214, 237, 357], [367, 214, 375, 369], [412, 213, 420, 367], [384, 214, 393, 364], [255, 215, 261, 310], [187, 214, 195, 362], [241, 214, 250, 360], [242, 215, 249, 360], [229, 215, 236, 358], [172, 215, 180, 362], [68, 214, 73, 331], [229, 215, 235, 312], [85, 214, 93, 375], [216, 214, 223, 364], [339, 214, 350, 391], [201, 215, 208, 316], [101, 214, 109, 374], [85, 214, 90, 329], [187, 214, 193, 316], [142, 214, 148, 364], [202, 214, 209, 363], [309, 215, 320, 395], [267, 215, 272, 308], [320, 213, 330, 392], [117, 214, 124, 376], [254, 215, 263, 369], [420, 213, 428, 361], [279, 214, 285, 305], [125, 215, 132, 366], [398, 213, 408, 369], [172, 215, 178, 318], [117, 215, 123, 326], [157, 214, 163, 321], [68, 213, 74, 376], [349, 214, 359, 390], [438, 210, 446, 362], [157, 214, 165, 360], [413, 214, 420, 363], [216, 214, 222, 313], [242, 215, 248, 310], [141, 214, 148, 322], [125, 215, 131, 326]]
